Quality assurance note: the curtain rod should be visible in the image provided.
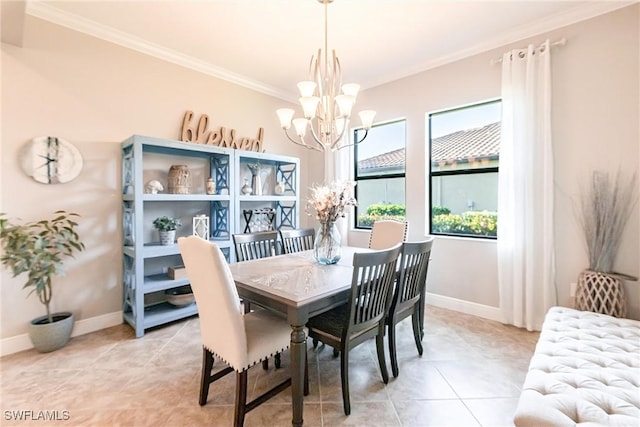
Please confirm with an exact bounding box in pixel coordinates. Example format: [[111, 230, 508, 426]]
[[490, 38, 567, 65]]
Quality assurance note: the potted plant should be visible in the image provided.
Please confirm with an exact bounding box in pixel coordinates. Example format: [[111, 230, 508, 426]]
[[153, 216, 181, 245], [0, 210, 85, 352], [576, 170, 638, 317]]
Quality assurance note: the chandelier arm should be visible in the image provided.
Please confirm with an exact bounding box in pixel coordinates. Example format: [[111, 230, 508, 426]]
[[334, 128, 369, 151], [308, 120, 336, 150], [329, 118, 349, 150], [282, 127, 323, 152]]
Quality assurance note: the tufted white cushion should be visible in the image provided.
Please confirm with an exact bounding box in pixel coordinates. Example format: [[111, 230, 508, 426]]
[[514, 306, 640, 426]]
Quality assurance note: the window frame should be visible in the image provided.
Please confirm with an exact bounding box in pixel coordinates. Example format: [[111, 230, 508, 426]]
[[428, 100, 501, 240], [353, 119, 407, 230]]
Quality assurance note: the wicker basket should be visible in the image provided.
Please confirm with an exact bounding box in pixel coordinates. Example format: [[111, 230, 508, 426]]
[[167, 165, 191, 194], [575, 270, 626, 318]]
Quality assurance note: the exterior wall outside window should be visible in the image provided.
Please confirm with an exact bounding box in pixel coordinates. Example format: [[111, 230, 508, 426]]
[[428, 100, 501, 238], [431, 170, 498, 214], [356, 178, 406, 214], [354, 120, 407, 228]]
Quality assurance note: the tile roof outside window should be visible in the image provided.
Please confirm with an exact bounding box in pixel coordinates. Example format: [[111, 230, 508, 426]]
[[357, 122, 501, 171]]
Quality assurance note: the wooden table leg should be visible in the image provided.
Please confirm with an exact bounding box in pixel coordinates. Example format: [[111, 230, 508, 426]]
[[290, 324, 306, 427]]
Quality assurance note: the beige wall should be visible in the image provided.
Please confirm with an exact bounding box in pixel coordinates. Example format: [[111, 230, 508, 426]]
[[0, 16, 320, 342], [350, 4, 639, 319], [2, 5, 638, 348]]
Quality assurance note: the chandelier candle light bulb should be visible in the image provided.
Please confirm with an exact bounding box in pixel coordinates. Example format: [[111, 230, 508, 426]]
[[276, 0, 376, 152]]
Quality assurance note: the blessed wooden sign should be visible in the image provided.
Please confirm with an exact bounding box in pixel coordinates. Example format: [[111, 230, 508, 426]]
[[180, 110, 264, 152]]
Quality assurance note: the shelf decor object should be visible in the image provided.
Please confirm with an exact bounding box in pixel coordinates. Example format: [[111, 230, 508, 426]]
[[206, 177, 216, 195], [193, 215, 210, 240], [247, 162, 267, 196], [167, 164, 191, 194], [243, 208, 275, 233], [164, 285, 195, 307], [275, 0, 375, 153]]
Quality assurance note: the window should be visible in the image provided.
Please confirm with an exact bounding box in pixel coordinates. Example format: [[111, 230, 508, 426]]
[[428, 100, 501, 238], [353, 120, 406, 229]]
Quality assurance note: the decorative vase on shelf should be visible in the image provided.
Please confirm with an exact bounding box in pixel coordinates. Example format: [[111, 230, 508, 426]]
[[314, 221, 341, 265], [167, 165, 191, 194], [205, 177, 216, 195], [275, 181, 286, 196], [247, 163, 266, 196], [241, 178, 252, 195]]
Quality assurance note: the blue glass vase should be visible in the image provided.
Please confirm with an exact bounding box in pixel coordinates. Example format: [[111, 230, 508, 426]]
[[314, 222, 341, 265]]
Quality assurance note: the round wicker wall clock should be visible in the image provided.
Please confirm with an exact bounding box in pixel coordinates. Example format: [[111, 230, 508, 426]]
[[22, 137, 83, 184]]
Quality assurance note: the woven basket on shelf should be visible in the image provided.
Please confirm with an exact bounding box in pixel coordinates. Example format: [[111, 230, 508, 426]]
[[167, 165, 191, 194]]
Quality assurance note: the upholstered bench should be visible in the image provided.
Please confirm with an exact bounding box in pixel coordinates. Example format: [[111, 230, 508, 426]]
[[514, 306, 640, 426]]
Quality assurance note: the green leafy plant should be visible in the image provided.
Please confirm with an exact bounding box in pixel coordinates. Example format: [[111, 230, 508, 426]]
[[431, 206, 451, 216], [153, 216, 182, 231], [357, 204, 406, 227], [0, 211, 85, 324], [366, 204, 406, 217], [432, 210, 498, 237]]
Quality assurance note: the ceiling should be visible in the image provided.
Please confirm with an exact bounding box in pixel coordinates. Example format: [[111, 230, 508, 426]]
[[7, 1, 636, 102]]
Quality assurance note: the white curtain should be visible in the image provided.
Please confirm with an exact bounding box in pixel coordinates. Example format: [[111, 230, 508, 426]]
[[330, 138, 351, 242], [497, 40, 557, 331]]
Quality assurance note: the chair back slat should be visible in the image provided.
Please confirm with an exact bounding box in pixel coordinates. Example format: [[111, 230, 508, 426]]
[[348, 245, 401, 333], [393, 239, 433, 312], [233, 231, 278, 262], [279, 228, 315, 254]]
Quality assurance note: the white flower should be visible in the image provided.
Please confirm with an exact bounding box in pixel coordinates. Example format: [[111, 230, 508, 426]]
[[306, 181, 357, 225]]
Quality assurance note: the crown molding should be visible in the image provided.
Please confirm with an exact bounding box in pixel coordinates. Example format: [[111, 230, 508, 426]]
[[25, 1, 292, 101], [25, 1, 636, 96]]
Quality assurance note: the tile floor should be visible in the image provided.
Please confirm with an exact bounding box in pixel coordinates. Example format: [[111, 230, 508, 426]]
[[0, 305, 539, 426]]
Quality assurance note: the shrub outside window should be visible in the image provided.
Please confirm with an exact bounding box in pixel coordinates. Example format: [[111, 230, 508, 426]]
[[354, 120, 406, 229], [429, 100, 501, 238]]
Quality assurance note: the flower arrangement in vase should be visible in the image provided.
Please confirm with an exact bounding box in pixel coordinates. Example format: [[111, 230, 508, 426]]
[[306, 181, 357, 264]]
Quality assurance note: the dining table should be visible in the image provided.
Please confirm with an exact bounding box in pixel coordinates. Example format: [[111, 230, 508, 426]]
[[228, 246, 364, 427]]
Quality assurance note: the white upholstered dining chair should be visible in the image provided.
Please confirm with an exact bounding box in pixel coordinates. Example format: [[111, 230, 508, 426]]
[[368, 219, 408, 250], [178, 235, 307, 427]]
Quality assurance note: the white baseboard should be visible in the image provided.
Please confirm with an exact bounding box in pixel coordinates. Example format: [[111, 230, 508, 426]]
[[426, 292, 502, 322], [0, 311, 123, 357], [1, 297, 500, 356]]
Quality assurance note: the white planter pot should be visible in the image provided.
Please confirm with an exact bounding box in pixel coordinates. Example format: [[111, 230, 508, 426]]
[[159, 230, 176, 246], [28, 312, 74, 353]]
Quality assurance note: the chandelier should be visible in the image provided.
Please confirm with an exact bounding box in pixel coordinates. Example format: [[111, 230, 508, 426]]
[[276, 0, 376, 152]]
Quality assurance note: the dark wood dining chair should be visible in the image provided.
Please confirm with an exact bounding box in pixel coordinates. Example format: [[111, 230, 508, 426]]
[[278, 228, 315, 254], [178, 236, 308, 427], [232, 230, 280, 368], [232, 230, 279, 261], [368, 219, 408, 250], [306, 245, 402, 415], [387, 238, 433, 377]]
